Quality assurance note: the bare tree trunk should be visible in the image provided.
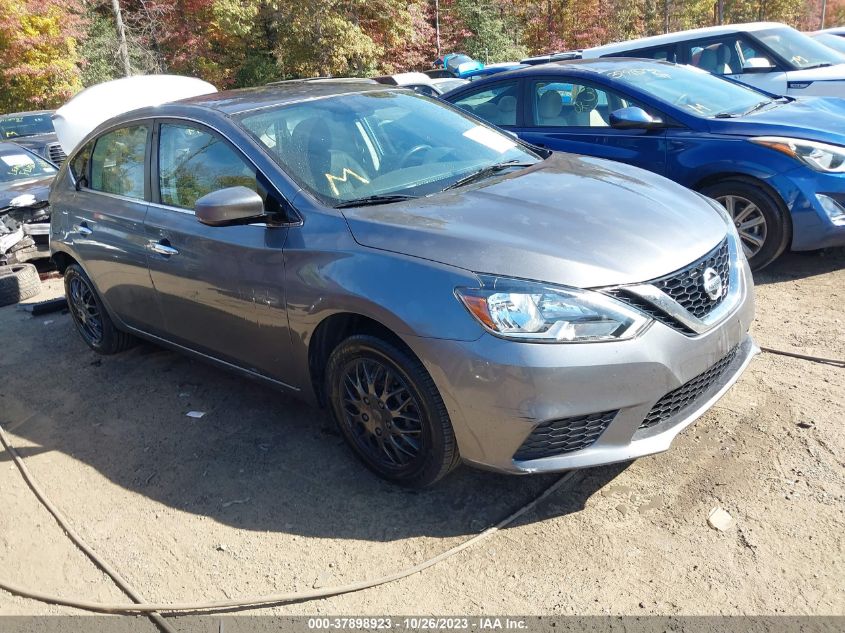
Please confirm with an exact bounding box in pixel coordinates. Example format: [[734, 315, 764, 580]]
[[821, 0, 828, 29], [435, 0, 441, 59], [112, 0, 131, 77], [664, 0, 669, 33]]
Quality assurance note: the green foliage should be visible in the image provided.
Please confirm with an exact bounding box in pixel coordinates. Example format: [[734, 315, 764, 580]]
[[0, 0, 838, 110], [0, 0, 85, 112]]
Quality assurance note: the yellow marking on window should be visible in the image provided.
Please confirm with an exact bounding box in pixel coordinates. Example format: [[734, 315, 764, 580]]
[[325, 168, 369, 196]]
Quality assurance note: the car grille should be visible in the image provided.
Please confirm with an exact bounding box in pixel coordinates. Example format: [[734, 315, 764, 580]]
[[653, 238, 730, 318], [514, 410, 617, 461], [640, 345, 739, 430], [606, 238, 730, 335], [46, 142, 66, 164]]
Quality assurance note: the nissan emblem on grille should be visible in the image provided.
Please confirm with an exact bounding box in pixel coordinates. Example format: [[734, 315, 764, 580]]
[[702, 267, 723, 301]]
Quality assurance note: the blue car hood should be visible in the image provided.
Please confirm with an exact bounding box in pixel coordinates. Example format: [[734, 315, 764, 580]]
[[709, 97, 845, 145]]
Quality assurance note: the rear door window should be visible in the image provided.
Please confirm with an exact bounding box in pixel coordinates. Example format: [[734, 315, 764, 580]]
[[89, 125, 149, 199], [450, 81, 520, 127]]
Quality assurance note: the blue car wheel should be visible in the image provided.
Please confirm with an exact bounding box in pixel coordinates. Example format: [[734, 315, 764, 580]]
[[699, 179, 791, 270]]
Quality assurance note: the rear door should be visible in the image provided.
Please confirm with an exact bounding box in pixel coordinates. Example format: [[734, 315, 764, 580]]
[[62, 123, 165, 333], [144, 119, 294, 383], [517, 77, 668, 176]]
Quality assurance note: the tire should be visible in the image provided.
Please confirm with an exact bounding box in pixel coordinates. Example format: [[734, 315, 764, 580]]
[[325, 334, 460, 487], [699, 179, 791, 271], [0, 263, 41, 306], [64, 263, 135, 354]]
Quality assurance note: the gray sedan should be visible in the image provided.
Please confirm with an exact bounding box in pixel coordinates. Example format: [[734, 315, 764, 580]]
[[50, 82, 757, 486]]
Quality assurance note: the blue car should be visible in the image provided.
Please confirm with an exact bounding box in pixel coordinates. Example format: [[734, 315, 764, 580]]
[[443, 58, 845, 269]]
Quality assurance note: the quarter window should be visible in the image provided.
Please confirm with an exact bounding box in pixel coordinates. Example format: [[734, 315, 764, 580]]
[[158, 123, 259, 210], [451, 81, 519, 126], [90, 125, 148, 199]]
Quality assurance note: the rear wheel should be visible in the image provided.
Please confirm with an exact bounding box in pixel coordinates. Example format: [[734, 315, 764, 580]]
[[699, 179, 790, 271], [325, 335, 460, 487], [64, 263, 135, 354]]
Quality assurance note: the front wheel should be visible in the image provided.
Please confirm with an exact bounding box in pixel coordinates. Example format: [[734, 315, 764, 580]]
[[325, 335, 460, 487], [699, 179, 791, 271]]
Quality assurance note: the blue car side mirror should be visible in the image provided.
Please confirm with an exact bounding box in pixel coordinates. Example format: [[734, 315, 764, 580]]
[[609, 106, 664, 130]]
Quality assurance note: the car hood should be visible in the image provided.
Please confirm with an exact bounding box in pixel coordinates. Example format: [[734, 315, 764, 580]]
[[709, 97, 845, 143], [11, 133, 58, 149], [0, 175, 54, 209], [787, 64, 845, 81], [341, 154, 727, 288]]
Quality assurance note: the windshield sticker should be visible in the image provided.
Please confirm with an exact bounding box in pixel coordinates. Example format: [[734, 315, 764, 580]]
[[325, 168, 370, 196], [1, 154, 34, 168], [605, 68, 672, 80], [463, 126, 517, 154]]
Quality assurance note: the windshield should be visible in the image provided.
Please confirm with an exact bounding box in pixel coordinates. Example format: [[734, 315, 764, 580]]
[[0, 147, 56, 184], [810, 32, 845, 56], [755, 27, 845, 69], [604, 64, 769, 117], [238, 91, 539, 206], [0, 113, 54, 140]]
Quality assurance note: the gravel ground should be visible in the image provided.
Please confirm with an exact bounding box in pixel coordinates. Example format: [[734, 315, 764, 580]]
[[0, 250, 843, 624]]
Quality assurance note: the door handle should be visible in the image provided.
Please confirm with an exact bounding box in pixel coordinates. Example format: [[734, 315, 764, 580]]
[[149, 240, 179, 256], [73, 223, 92, 236]]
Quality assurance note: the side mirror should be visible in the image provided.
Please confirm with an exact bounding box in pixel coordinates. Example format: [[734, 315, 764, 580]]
[[195, 186, 265, 227], [742, 58, 775, 74], [609, 106, 663, 130]]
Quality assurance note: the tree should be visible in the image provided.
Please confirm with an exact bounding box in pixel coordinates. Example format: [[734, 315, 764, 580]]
[[0, 0, 85, 111]]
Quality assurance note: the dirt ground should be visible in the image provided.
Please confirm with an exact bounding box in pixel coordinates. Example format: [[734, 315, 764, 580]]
[[0, 250, 843, 624]]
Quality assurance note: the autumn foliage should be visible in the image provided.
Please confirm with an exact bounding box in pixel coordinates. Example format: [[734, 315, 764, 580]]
[[0, 0, 842, 112]]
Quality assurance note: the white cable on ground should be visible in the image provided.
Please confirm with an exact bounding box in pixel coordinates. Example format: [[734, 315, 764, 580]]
[[0, 423, 178, 631], [0, 419, 576, 614]]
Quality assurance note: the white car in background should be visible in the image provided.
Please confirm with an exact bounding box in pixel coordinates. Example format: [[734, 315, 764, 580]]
[[580, 22, 845, 98], [373, 72, 468, 97]]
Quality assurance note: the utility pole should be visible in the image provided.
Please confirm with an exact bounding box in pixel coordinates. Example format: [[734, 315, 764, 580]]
[[435, 0, 441, 59], [111, 0, 131, 77]]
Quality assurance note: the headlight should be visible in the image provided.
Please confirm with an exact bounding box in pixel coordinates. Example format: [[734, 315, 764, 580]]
[[750, 136, 845, 173], [455, 276, 651, 343]]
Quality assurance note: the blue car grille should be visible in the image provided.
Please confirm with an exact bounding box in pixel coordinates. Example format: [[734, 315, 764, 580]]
[[514, 410, 617, 461]]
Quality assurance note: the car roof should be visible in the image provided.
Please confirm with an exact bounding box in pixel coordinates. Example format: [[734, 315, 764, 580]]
[[172, 81, 396, 116], [583, 21, 786, 56], [0, 110, 54, 119], [446, 57, 675, 86]]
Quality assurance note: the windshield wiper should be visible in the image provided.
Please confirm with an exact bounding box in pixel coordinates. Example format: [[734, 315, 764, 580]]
[[333, 194, 418, 208], [742, 100, 776, 116], [443, 160, 534, 191], [802, 62, 833, 70]]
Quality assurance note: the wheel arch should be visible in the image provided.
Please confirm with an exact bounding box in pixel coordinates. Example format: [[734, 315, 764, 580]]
[[693, 171, 794, 248], [308, 311, 421, 407]]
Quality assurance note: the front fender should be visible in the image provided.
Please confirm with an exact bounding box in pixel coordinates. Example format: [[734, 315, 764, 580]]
[[283, 209, 486, 402]]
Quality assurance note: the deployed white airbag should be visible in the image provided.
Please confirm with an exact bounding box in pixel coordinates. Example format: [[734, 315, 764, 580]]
[[52, 75, 217, 155]]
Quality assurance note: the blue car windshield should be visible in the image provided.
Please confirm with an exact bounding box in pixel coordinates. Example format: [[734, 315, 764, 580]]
[[238, 90, 539, 205], [603, 64, 769, 117]]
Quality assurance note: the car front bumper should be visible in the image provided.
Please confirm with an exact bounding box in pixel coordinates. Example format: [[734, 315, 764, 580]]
[[774, 167, 845, 250], [408, 256, 757, 474]]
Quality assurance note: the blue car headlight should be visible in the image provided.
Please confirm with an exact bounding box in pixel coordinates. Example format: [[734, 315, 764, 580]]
[[750, 136, 845, 173]]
